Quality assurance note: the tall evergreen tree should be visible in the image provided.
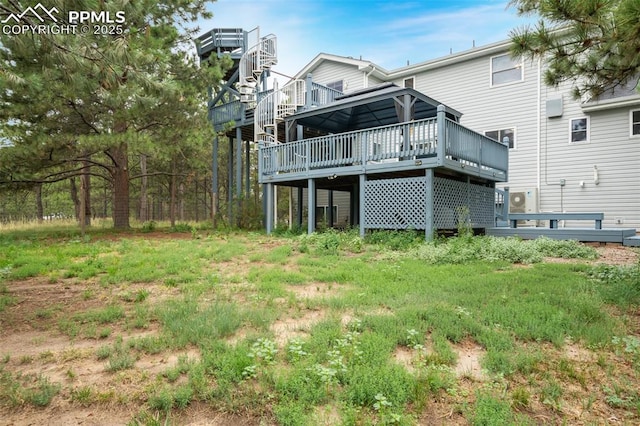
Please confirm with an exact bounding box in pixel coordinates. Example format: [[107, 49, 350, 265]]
[[509, 0, 640, 98], [0, 0, 228, 228]]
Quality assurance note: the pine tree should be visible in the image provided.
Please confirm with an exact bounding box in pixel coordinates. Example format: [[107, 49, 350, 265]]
[[509, 0, 640, 98], [0, 0, 228, 228]]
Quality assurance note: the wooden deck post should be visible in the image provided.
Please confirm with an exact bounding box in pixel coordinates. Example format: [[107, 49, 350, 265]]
[[308, 178, 316, 234], [212, 135, 219, 227], [437, 104, 446, 163], [297, 187, 303, 228], [359, 174, 366, 237], [265, 183, 274, 234], [425, 169, 434, 240]]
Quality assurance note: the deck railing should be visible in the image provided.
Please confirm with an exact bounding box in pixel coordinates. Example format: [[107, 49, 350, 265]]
[[444, 119, 509, 174], [210, 99, 243, 126], [261, 118, 439, 175], [259, 114, 508, 180], [309, 82, 343, 107]]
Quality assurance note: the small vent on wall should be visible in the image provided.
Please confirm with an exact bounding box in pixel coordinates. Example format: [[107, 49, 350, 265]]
[[546, 97, 563, 118]]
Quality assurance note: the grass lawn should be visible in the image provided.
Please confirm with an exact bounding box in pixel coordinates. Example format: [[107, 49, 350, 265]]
[[0, 223, 639, 425]]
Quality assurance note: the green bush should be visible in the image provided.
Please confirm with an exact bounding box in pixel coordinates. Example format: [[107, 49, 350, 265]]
[[365, 229, 422, 251], [589, 264, 640, 306]]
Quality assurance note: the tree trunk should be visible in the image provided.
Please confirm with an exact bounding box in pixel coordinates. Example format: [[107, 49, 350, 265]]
[[81, 158, 91, 226], [170, 160, 177, 227], [179, 182, 185, 221], [80, 173, 86, 235], [109, 143, 130, 229], [35, 183, 43, 223], [139, 154, 148, 222]]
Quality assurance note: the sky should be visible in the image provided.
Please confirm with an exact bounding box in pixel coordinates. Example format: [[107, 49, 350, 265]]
[[197, 0, 538, 78]]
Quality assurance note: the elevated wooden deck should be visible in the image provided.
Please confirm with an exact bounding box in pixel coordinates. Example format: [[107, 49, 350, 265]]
[[259, 108, 509, 184]]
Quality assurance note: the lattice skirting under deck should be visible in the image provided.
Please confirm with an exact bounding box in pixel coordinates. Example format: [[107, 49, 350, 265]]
[[363, 176, 495, 230]]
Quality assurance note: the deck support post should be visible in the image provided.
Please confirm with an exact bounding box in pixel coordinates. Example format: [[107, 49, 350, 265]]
[[212, 134, 219, 226], [236, 127, 243, 226], [308, 178, 316, 234], [245, 141, 251, 198], [359, 174, 366, 237], [265, 183, 274, 234], [425, 169, 434, 240], [228, 137, 234, 223], [236, 127, 242, 198], [297, 187, 303, 228]]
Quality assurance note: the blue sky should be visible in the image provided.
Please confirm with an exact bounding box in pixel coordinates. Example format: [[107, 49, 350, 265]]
[[199, 0, 537, 78]]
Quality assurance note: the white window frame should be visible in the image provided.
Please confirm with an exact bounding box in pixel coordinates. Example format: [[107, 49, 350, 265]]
[[484, 128, 516, 149], [630, 109, 640, 138], [569, 117, 590, 143], [490, 53, 523, 87], [326, 80, 344, 93], [403, 76, 415, 89]]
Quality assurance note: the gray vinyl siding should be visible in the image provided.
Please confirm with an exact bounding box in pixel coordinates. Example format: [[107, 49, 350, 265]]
[[403, 54, 540, 194], [308, 61, 367, 93], [540, 89, 640, 228]]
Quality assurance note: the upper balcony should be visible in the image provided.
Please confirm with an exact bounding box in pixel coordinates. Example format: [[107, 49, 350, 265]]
[[196, 28, 245, 62], [258, 85, 509, 185], [208, 80, 343, 132]]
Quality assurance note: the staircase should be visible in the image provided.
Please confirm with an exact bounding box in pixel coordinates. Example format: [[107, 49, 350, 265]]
[[239, 28, 277, 104], [255, 79, 306, 145]]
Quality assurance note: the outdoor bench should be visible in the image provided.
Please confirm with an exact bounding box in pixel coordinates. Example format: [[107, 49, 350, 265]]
[[508, 212, 604, 229]]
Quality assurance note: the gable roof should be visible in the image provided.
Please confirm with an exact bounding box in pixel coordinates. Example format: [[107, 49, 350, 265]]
[[293, 40, 513, 83], [293, 53, 388, 81]]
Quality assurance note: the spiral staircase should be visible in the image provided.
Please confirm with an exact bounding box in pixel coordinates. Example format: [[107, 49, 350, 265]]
[[238, 28, 277, 104]]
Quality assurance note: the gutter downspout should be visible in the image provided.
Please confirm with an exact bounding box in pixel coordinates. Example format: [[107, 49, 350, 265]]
[[536, 57, 542, 209], [363, 66, 376, 88]]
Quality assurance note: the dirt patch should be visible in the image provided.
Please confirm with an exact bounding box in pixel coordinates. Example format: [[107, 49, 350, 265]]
[[453, 340, 486, 381], [270, 309, 325, 345], [392, 339, 486, 381], [286, 282, 346, 299]]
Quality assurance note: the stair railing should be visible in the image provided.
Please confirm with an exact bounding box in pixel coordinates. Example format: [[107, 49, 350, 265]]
[[255, 79, 306, 145], [239, 29, 277, 104]]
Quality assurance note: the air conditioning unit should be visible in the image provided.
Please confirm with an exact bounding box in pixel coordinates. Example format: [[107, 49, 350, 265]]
[[509, 188, 538, 226]]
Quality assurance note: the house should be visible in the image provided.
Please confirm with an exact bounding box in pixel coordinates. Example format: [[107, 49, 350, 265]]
[[198, 27, 639, 241], [291, 44, 640, 231]]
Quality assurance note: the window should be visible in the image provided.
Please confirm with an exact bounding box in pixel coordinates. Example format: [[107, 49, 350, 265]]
[[490, 54, 523, 86], [315, 205, 338, 224], [570, 117, 589, 143], [403, 77, 414, 89], [485, 128, 515, 149], [326, 80, 343, 92], [631, 109, 640, 137]]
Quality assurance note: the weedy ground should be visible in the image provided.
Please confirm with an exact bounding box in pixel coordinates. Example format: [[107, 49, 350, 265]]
[[0, 222, 639, 425]]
